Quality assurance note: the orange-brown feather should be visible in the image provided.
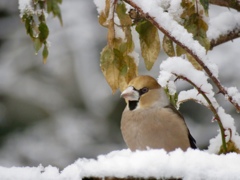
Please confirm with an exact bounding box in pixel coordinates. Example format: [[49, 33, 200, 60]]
[[128, 75, 161, 90]]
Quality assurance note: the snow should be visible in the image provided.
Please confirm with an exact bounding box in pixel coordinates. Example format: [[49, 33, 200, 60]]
[[158, 57, 218, 108], [208, 107, 240, 153], [132, 0, 205, 58], [129, 50, 140, 65], [93, 0, 105, 14], [63, 149, 240, 179], [0, 165, 61, 180], [1, 149, 240, 179], [158, 0, 183, 23], [227, 87, 240, 106], [18, 0, 48, 20], [208, 10, 240, 40], [177, 89, 209, 107], [18, 0, 33, 18]]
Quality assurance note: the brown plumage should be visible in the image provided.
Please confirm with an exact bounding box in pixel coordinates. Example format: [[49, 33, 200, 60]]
[[120, 75, 196, 152]]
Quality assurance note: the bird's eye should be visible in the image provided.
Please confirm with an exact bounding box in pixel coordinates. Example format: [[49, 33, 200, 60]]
[[139, 87, 149, 95]]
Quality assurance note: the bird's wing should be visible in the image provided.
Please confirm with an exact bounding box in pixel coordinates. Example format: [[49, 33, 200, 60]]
[[164, 104, 197, 149]]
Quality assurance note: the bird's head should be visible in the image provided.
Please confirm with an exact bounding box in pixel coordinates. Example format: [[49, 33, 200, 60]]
[[121, 75, 169, 110]]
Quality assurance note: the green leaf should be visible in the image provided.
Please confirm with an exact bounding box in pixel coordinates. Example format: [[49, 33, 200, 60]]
[[47, 0, 63, 25], [181, 1, 195, 19], [164, 88, 178, 108], [176, 44, 186, 56], [98, 11, 108, 27], [98, 0, 111, 27], [42, 44, 48, 64], [182, 11, 209, 50], [38, 22, 49, 42], [163, 35, 175, 57], [34, 38, 42, 54], [115, 2, 134, 54], [100, 46, 119, 93], [38, 1, 45, 9], [116, 2, 132, 26], [195, 35, 210, 50], [24, 16, 34, 38], [136, 20, 160, 70], [186, 53, 202, 70], [199, 0, 209, 15], [124, 55, 137, 82], [118, 54, 137, 92], [118, 38, 134, 55]]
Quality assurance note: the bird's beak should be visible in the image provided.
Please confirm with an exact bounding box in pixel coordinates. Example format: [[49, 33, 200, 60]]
[[121, 86, 139, 101]]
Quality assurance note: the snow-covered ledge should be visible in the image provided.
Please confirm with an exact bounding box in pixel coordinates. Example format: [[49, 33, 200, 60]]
[[1, 149, 240, 180]]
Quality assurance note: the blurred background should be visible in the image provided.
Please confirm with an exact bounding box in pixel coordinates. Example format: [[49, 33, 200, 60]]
[[0, 0, 239, 169]]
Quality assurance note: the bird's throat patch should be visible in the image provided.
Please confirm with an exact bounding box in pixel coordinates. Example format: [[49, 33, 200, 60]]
[[128, 101, 138, 111]]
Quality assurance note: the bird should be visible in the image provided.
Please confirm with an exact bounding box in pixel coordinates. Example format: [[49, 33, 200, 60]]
[[120, 75, 196, 152]]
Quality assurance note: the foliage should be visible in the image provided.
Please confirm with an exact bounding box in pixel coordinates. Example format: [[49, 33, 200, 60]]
[[99, 1, 137, 93], [20, 0, 62, 63], [97, 0, 211, 92]]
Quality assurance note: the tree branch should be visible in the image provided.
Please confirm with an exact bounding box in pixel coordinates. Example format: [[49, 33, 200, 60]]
[[123, 0, 240, 112], [174, 74, 227, 153], [210, 28, 240, 49], [209, 0, 240, 11]]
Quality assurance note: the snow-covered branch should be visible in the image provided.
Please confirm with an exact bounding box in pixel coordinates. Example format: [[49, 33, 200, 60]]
[[123, 0, 240, 112], [158, 57, 232, 152], [208, 11, 240, 49], [210, 27, 240, 48]]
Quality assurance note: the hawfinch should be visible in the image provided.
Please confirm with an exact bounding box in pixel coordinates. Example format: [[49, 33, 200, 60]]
[[121, 75, 196, 152]]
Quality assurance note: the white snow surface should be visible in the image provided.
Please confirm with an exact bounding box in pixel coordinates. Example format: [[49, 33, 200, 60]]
[[18, 0, 48, 19], [18, 0, 33, 17], [93, 0, 105, 14], [208, 10, 240, 40], [208, 107, 240, 153], [158, 57, 218, 108], [1, 149, 240, 180], [227, 87, 240, 106]]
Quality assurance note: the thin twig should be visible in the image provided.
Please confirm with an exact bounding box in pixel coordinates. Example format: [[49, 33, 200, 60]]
[[210, 28, 240, 49], [174, 74, 227, 153]]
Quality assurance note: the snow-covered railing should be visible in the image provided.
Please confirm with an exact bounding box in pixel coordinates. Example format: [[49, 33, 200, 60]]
[[1, 149, 240, 180]]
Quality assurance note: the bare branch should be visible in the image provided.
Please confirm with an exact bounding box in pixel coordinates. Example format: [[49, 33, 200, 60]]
[[210, 28, 240, 49], [123, 0, 240, 112], [209, 0, 240, 11]]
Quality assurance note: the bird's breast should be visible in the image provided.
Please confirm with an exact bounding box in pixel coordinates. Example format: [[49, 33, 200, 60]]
[[121, 108, 145, 150], [120, 107, 190, 151]]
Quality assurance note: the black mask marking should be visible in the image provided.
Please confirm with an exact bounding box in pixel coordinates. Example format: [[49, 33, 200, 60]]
[[127, 87, 149, 111], [128, 101, 138, 111]]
